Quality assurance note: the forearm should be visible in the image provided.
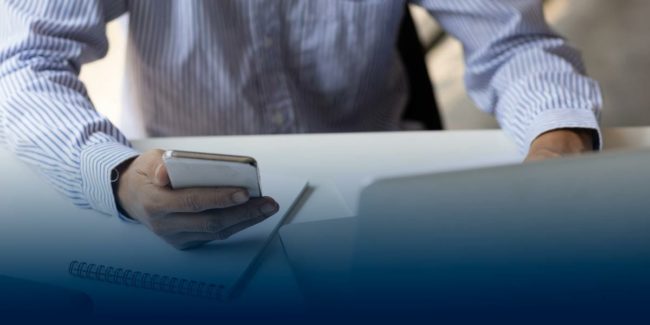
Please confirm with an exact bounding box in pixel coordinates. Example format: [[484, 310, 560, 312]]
[[416, 0, 603, 152], [474, 35, 602, 152], [0, 67, 139, 215], [0, 0, 138, 217]]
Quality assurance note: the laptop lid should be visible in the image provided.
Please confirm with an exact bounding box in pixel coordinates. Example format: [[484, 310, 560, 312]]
[[353, 149, 650, 320]]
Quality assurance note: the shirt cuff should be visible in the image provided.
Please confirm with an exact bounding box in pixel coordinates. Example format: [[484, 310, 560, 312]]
[[523, 108, 602, 154], [79, 141, 140, 219]]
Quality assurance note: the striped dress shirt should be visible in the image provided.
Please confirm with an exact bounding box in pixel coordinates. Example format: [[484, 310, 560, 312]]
[[0, 0, 602, 219]]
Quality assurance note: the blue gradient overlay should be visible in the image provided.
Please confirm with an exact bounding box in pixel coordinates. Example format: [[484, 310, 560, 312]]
[[1, 150, 650, 323]]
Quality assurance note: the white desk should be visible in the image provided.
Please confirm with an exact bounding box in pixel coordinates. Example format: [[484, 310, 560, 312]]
[[1, 127, 649, 316], [132, 127, 650, 214]]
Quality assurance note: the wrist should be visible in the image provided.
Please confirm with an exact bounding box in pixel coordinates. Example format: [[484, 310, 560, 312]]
[[112, 157, 138, 221], [79, 141, 140, 217]]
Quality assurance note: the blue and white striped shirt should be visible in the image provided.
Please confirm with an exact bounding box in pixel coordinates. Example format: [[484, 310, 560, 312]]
[[0, 0, 602, 219]]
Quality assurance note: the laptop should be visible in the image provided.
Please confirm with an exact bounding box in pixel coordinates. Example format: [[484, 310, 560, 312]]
[[281, 149, 650, 321]]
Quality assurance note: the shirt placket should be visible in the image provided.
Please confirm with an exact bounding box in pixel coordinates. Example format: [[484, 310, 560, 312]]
[[249, 1, 298, 134]]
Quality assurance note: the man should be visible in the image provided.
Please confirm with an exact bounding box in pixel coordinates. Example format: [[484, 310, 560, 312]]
[[0, 1, 601, 249]]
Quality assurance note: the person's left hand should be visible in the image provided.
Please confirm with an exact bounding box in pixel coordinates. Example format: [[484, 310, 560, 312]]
[[524, 128, 595, 162]]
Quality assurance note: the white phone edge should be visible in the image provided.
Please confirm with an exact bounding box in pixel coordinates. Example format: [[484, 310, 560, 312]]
[[162, 150, 263, 197]]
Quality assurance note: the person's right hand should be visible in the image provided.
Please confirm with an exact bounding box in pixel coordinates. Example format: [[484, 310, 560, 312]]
[[114, 149, 279, 250]]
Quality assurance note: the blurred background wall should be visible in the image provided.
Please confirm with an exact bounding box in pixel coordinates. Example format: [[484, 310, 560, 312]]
[[80, 0, 650, 134]]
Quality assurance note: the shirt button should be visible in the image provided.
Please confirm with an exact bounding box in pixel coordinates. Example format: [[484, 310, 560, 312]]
[[271, 112, 285, 125], [264, 36, 274, 48]]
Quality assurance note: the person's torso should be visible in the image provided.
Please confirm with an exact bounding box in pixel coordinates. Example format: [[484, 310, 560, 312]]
[[121, 0, 409, 137]]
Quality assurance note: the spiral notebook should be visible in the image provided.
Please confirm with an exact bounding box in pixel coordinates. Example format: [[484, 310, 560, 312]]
[[65, 175, 307, 301], [68, 260, 225, 300]]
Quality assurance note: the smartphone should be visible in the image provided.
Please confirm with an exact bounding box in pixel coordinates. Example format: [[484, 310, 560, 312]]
[[162, 150, 262, 197]]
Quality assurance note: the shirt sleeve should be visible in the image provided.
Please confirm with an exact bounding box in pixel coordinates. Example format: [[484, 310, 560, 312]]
[[0, 0, 139, 218], [413, 0, 603, 152]]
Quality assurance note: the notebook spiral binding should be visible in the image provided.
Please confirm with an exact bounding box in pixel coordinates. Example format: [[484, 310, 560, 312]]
[[68, 260, 225, 300]]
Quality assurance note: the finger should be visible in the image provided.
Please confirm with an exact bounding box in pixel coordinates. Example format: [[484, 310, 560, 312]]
[[166, 216, 267, 250], [153, 162, 170, 187], [215, 215, 268, 239], [171, 240, 211, 251], [162, 197, 278, 233], [155, 187, 251, 213], [524, 148, 562, 163]]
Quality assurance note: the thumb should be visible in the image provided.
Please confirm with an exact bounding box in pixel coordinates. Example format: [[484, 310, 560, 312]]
[[152, 162, 171, 187]]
